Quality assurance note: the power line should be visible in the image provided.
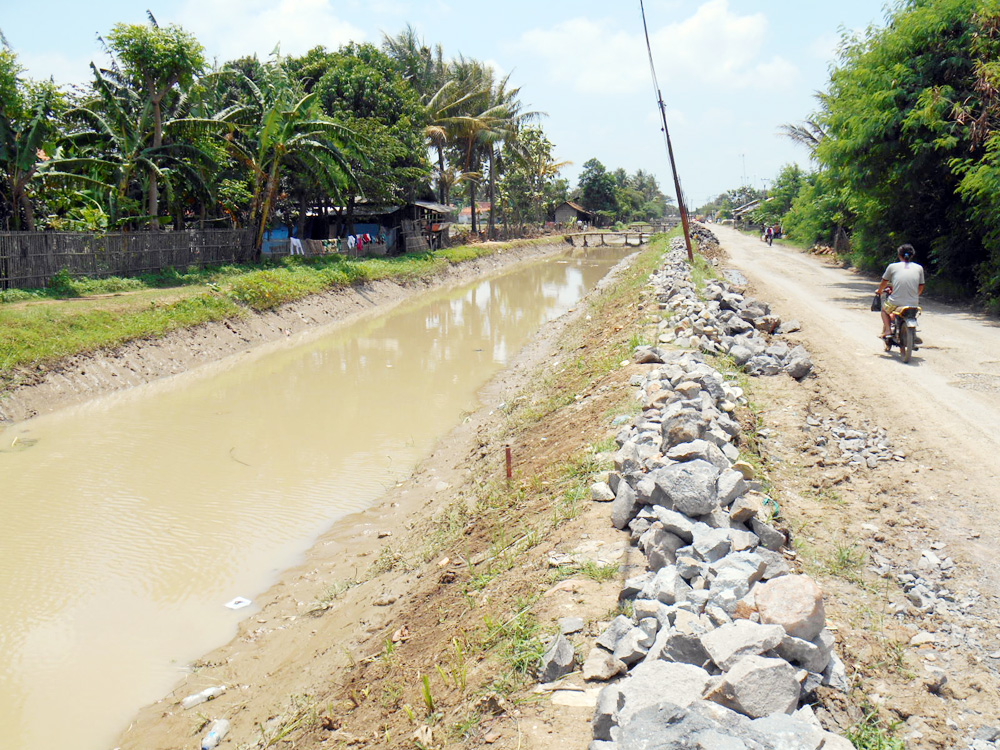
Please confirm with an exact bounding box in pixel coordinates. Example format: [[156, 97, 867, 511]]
[[639, 0, 694, 261]]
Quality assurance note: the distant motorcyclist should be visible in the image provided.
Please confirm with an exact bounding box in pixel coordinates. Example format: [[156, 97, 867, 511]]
[[876, 244, 925, 339]]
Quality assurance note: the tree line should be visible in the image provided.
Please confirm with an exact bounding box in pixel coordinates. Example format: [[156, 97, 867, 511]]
[[0, 17, 674, 252], [702, 0, 1000, 310]]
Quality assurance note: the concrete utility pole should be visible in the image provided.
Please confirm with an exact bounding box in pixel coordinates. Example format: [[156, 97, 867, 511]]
[[640, 0, 693, 262]]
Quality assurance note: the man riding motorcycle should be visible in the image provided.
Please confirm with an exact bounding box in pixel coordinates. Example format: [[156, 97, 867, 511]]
[[876, 243, 925, 340]]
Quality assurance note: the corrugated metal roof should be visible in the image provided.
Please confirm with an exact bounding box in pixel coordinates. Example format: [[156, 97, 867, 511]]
[[413, 200, 456, 214]]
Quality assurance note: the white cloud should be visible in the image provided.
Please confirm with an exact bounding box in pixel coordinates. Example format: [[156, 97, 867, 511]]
[[514, 0, 798, 96], [516, 18, 649, 94], [177, 0, 367, 62]]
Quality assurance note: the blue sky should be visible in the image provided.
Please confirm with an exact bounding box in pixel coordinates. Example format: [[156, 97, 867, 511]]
[[2, 0, 891, 208]]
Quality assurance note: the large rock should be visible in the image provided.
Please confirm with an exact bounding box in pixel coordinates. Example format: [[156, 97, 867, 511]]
[[691, 524, 732, 562], [593, 685, 624, 741], [633, 599, 676, 628], [639, 527, 686, 571], [750, 517, 786, 551], [653, 460, 721, 516], [617, 661, 712, 725], [591, 481, 616, 502], [750, 713, 826, 749], [539, 634, 576, 683], [634, 346, 669, 364], [646, 628, 712, 668], [717, 469, 749, 507], [583, 648, 628, 682], [661, 410, 707, 450], [755, 547, 792, 580], [777, 629, 835, 673], [707, 655, 801, 718], [614, 627, 654, 665], [650, 506, 695, 541], [611, 480, 640, 530], [617, 700, 767, 750], [667, 439, 731, 472], [755, 575, 826, 641], [643, 565, 694, 605], [700, 620, 786, 671], [597, 615, 637, 652], [730, 493, 765, 524]]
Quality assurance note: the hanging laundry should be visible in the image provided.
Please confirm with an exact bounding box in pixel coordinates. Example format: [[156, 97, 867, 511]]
[[289, 237, 304, 255]]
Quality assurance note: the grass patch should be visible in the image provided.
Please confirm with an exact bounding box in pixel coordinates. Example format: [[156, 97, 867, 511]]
[[551, 561, 620, 583], [481, 596, 546, 681], [689, 248, 719, 292], [826, 543, 866, 583], [846, 707, 906, 750]]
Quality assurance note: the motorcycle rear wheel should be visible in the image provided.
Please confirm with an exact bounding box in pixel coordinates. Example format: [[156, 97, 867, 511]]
[[900, 326, 914, 363]]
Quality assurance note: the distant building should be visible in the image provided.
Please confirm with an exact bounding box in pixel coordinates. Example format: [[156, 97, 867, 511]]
[[457, 202, 491, 225], [554, 201, 594, 225]]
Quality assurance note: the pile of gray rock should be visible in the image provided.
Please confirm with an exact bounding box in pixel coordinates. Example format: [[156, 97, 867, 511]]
[[536, 238, 853, 747], [567, 347, 851, 748], [804, 414, 904, 469], [649, 238, 814, 381]]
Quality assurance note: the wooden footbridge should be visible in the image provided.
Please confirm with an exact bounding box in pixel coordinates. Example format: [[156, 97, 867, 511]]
[[565, 231, 656, 247]]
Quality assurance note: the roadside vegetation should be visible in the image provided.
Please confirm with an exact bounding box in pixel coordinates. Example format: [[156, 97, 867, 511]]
[[0, 17, 673, 258], [697, 0, 1000, 311]]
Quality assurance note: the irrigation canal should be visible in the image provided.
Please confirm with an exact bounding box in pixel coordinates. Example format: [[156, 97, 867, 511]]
[[0, 244, 631, 750]]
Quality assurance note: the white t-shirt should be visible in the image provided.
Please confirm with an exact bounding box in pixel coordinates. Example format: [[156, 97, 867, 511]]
[[883, 261, 925, 307]]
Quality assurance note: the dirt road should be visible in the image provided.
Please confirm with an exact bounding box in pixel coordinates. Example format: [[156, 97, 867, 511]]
[[711, 224, 1000, 744], [714, 223, 1000, 534]]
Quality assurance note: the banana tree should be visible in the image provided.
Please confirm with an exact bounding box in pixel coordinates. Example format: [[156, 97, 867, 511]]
[[220, 61, 363, 254], [59, 63, 222, 229]]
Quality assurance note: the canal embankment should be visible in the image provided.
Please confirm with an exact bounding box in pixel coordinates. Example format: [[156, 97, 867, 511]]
[[0, 238, 571, 423]]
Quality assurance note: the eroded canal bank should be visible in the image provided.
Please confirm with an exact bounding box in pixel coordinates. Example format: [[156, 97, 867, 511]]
[[0, 242, 635, 750]]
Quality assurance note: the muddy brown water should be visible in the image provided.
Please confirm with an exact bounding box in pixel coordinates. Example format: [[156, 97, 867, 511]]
[[0, 246, 630, 750]]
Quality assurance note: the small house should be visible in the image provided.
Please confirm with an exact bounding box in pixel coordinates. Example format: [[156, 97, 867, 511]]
[[554, 201, 594, 226]]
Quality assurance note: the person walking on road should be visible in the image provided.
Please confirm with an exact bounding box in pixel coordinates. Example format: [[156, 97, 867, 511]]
[[876, 243, 925, 338]]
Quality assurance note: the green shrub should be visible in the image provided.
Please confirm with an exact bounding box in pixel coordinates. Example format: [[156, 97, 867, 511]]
[[47, 269, 80, 298], [0, 288, 37, 304]]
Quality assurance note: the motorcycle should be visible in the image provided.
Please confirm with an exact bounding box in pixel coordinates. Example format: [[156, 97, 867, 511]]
[[882, 305, 921, 362]]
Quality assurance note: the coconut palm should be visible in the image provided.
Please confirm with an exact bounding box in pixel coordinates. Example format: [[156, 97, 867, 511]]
[[779, 118, 828, 155], [218, 58, 363, 253]]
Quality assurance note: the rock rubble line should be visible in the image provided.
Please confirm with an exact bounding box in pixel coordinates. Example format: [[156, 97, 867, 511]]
[[539, 238, 854, 749]]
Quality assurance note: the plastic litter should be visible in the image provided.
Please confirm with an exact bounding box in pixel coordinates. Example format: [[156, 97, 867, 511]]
[[181, 685, 226, 710], [201, 718, 230, 749]]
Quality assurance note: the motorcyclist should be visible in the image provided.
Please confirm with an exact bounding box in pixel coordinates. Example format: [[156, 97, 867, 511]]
[[876, 244, 925, 339]]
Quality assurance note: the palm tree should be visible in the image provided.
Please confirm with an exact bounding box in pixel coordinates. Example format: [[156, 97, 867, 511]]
[[779, 118, 828, 155], [381, 24, 446, 99], [59, 64, 220, 229], [219, 58, 363, 253], [423, 78, 484, 204], [480, 75, 541, 237]]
